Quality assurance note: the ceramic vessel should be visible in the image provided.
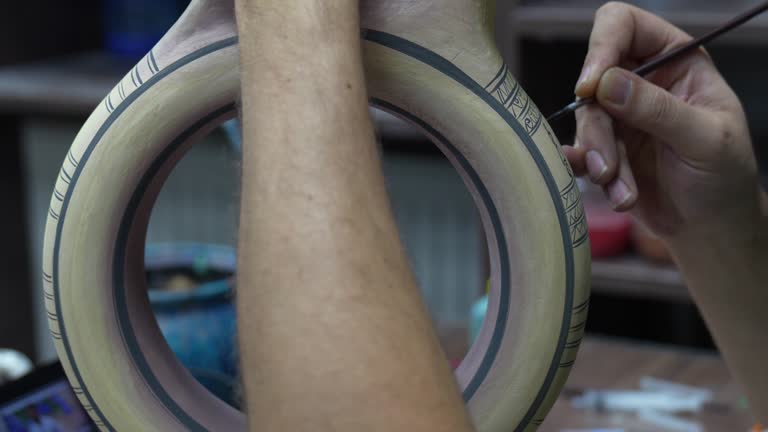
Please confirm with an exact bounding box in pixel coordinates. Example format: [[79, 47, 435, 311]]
[[42, 1, 591, 430]]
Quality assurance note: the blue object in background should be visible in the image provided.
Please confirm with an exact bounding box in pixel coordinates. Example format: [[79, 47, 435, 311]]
[[220, 119, 242, 154], [146, 243, 239, 408], [104, 0, 189, 58], [469, 294, 488, 344], [3, 414, 25, 432]]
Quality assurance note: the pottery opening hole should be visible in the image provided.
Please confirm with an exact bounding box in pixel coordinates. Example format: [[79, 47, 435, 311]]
[[144, 110, 489, 408]]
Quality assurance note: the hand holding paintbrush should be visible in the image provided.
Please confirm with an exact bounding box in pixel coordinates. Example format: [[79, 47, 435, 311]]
[[558, 3, 768, 421], [548, 1, 768, 122]]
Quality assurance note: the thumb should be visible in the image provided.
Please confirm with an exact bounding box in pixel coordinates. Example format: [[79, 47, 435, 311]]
[[595, 67, 714, 158]]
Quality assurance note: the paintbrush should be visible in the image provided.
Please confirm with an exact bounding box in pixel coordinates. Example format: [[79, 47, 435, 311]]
[[547, 1, 768, 122]]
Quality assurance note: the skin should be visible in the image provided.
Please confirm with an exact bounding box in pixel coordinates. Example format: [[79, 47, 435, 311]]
[[233, 0, 766, 428], [565, 1, 768, 422], [234, 1, 473, 431]]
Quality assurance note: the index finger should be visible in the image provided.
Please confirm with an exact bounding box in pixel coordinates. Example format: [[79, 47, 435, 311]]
[[575, 2, 693, 98]]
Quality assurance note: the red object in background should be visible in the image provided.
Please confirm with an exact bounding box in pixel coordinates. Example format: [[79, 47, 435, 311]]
[[579, 179, 632, 258], [586, 206, 633, 258]]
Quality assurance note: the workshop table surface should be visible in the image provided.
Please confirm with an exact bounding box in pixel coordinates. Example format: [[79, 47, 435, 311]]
[[540, 337, 755, 432]]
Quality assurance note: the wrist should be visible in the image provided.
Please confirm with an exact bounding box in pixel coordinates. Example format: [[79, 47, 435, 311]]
[[666, 189, 768, 264]]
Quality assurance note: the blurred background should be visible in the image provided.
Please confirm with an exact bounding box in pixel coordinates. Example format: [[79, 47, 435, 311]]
[[0, 0, 766, 428]]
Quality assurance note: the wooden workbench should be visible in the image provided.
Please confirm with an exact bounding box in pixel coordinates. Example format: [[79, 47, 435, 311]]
[[541, 337, 755, 431]]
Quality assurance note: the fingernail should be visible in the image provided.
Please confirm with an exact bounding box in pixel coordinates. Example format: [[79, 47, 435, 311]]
[[574, 64, 594, 93], [600, 69, 632, 106], [586, 150, 607, 181], [607, 179, 633, 209]]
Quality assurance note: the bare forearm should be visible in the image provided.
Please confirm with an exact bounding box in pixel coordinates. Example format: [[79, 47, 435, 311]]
[[669, 196, 768, 422], [235, 2, 471, 431]]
